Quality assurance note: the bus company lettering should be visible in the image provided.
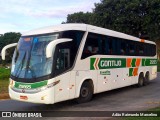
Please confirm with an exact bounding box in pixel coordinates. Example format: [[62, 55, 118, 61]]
[[90, 58, 126, 70], [100, 60, 121, 67], [19, 85, 31, 89]]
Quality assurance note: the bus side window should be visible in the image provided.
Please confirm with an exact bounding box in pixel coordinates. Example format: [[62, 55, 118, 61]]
[[151, 44, 156, 56], [101, 36, 106, 55], [60, 30, 85, 67], [129, 42, 135, 56], [81, 33, 103, 59], [105, 37, 110, 55], [105, 36, 119, 55], [53, 43, 71, 77], [144, 44, 149, 56], [116, 38, 121, 55], [149, 44, 153, 56], [109, 40, 113, 55], [135, 44, 139, 56], [120, 40, 126, 55], [55, 48, 70, 71], [112, 38, 117, 55], [139, 43, 144, 56]]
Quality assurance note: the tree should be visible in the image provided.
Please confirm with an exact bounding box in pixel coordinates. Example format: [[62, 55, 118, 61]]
[[0, 32, 21, 51], [0, 32, 21, 64], [66, 12, 92, 24], [92, 0, 160, 40], [66, 0, 160, 41]]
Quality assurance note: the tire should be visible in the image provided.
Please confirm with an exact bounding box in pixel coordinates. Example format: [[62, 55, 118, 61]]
[[137, 74, 144, 87], [144, 72, 149, 85], [76, 81, 93, 103]]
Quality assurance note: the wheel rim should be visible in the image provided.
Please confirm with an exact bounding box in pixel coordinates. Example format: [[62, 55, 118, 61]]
[[146, 74, 149, 81], [81, 87, 89, 97], [140, 77, 143, 85]]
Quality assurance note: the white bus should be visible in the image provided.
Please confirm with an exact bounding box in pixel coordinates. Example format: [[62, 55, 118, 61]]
[[1, 24, 157, 104]]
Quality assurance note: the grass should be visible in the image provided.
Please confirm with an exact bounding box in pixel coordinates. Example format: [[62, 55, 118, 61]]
[[0, 67, 10, 79], [0, 67, 10, 94]]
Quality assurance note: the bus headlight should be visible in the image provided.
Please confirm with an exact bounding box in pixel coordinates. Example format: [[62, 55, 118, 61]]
[[40, 80, 60, 91]]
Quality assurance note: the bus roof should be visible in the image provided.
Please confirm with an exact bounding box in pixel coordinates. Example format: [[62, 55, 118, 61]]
[[22, 23, 155, 45]]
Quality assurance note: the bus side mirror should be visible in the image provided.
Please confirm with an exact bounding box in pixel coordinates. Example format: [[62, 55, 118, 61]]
[[46, 38, 72, 58], [1, 43, 17, 60]]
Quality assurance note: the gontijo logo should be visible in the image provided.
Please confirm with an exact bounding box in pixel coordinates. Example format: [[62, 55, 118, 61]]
[[101, 60, 122, 67], [90, 58, 126, 70]]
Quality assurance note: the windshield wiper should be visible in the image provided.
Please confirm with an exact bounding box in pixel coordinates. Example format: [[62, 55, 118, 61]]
[[15, 52, 26, 77]]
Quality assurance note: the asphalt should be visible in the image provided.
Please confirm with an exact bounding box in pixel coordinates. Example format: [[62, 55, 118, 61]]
[[0, 73, 160, 119]]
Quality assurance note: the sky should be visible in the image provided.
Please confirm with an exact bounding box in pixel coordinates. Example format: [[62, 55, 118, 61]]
[[0, 0, 100, 34]]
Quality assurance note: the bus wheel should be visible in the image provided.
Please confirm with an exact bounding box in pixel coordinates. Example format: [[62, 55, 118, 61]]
[[76, 81, 93, 103], [137, 73, 144, 87], [144, 72, 149, 85]]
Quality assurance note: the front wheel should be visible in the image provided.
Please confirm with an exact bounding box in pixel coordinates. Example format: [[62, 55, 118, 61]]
[[76, 81, 93, 103]]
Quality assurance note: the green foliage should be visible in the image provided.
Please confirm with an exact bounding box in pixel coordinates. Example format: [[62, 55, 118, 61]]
[[0, 32, 21, 51], [0, 79, 9, 94], [0, 67, 10, 80], [157, 61, 160, 72], [0, 32, 21, 64], [66, 0, 160, 41], [66, 12, 92, 24], [0, 67, 10, 93]]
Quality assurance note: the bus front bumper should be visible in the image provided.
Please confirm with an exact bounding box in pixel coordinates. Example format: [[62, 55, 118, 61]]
[[9, 86, 55, 104]]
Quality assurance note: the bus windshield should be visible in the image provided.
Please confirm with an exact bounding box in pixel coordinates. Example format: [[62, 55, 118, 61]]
[[11, 33, 59, 79]]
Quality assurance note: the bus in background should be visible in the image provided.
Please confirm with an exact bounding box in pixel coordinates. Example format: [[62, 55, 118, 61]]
[[1, 24, 157, 104]]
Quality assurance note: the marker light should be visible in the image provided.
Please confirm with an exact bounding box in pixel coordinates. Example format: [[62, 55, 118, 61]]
[[41, 95, 47, 100], [24, 38, 31, 41]]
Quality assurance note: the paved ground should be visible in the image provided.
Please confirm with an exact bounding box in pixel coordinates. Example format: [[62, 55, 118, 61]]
[[0, 73, 160, 119]]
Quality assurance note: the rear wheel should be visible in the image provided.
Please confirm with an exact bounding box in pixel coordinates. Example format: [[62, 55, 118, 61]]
[[76, 81, 93, 103], [137, 73, 144, 87], [144, 72, 150, 85]]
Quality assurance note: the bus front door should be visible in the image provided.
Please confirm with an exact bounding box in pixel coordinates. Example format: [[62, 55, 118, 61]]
[[54, 48, 71, 103]]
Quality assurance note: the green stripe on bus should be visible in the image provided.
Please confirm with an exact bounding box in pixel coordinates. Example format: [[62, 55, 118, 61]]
[[90, 58, 96, 70], [142, 59, 157, 66], [142, 59, 146, 66], [14, 80, 48, 89], [90, 58, 157, 70], [129, 68, 134, 76], [131, 58, 136, 67]]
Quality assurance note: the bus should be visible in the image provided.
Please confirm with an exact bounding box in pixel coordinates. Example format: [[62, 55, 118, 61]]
[[1, 24, 157, 104]]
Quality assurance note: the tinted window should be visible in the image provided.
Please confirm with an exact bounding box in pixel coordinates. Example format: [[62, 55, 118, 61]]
[[81, 32, 156, 58], [128, 41, 136, 55], [60, 30, 85, 66], [120, 40, 127, 55], [139, 43, 144, 56], [81, 33, 104, 59], [151, 44, 156, 56]]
